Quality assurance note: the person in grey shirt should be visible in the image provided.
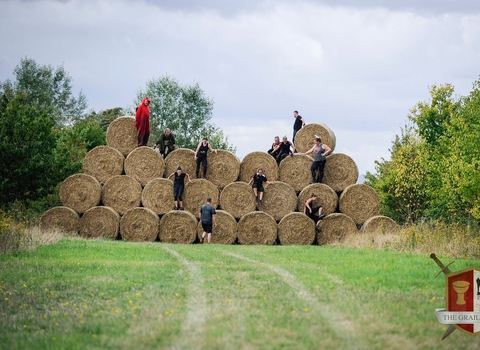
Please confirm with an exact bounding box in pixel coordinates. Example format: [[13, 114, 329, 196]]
[[199, 197, 217, 244], [301, 137, 332, 184]]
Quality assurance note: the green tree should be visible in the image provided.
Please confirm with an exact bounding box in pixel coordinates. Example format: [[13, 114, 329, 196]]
[[134, 75, 235, 151]]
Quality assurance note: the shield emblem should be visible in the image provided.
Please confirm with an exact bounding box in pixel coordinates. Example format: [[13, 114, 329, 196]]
[[446, 267, 480, 335]]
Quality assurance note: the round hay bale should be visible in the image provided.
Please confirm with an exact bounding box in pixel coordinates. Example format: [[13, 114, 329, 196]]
[[79, 206, 120, 239], [82, 146, 124, 185], [361, 215, 399, 235], [323, 153, 359, 192], [219, 182, 256, 219], [205, 150, 240, 188], [142, 178, 174, 215], [106, 116, 138, 156], [124, 146, 165, 186], [183, 179, 220, 215], [339, 184, 380, 225], [237, 211, 277, 245], [102, 175, 142, 215], [120, 207, 159, 242], [297, 184, 338, 215], [317, 213, 357, 245], [40, 206, 80, 234], [278, 154, 313, 192], [278, 212, 315, 245], [159, 210, 198, 244], [260, 181, 297, 221], [59, 173, 101, 214], [196, 210, 237, 244], [164, 148, 196, 178], [294, 123, 336, 154], [239, 151, 278, 183]]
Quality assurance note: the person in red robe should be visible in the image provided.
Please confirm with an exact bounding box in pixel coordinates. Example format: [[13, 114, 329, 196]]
[[135, 97, 151, 147]]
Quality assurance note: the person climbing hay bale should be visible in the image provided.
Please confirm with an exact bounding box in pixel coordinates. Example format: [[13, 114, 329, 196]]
[[317, 213, 357, 245], [278, 154, 313, 192], [142, 178, 174, 215], [59, 173, 101, 214], [297, 184, 338, 215], [361, 215, 399, 235], [82, 145, 124, 185], [183, 179, 219, 215], [294, 123, 336, 154], [323, 153, 359, 192], [196, 210, 237, 244], [124, 146, 165, 186], [163, 148, 196, 178], [205, 150, 241, 188], [80, 206, 120, 239], [102, 175, 142, 215], [339, 184, 380, 225], [239, 151, 278, 183], [40, 206, 80, 234], [237, 211, 277, 245], [278, 212, 315, 245], [260, 181, 297, 221], [158, 210, 198, 244], [120, 207, 159, 242], [106, 116, 138, 156], [219, 182, 256, 219]]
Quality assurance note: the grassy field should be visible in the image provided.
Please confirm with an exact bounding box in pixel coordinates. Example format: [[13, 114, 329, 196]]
[[1, 238, 480, 350]]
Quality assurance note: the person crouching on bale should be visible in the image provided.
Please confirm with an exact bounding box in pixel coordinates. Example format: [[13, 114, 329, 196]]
[[304, 193, 326, 231], [167, 166, 191, 210], [135, 97, 151, 147], [275, 136, 295, 164], [155, 128, 177, 158], [194, 137, 217, 179], [247, 168, 271, 205]]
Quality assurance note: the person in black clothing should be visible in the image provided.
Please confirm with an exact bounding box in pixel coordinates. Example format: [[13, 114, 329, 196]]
[[267, 136, 281, 158], [167, 166, 191, 210], [247, 168, 271, 205], [155, 128, 177, 157], [199, 197, 217, 244], [304, 193, 326, 231], [275, 136, 296, 164], [194, 137, 217, 179], [292, 110, 306, 144]]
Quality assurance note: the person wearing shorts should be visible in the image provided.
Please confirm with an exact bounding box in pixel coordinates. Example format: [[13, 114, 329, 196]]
[[199, 197, 217, 244], [167, 166, 191, 210], [247, 168, 271, 205], [304, 193, 326, 231]]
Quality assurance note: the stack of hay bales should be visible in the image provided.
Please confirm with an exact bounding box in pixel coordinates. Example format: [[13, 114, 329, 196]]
[[40, 116, 398, 245]]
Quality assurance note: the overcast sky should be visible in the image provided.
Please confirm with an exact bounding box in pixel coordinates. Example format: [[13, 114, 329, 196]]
[[1, 0, 480, 176]]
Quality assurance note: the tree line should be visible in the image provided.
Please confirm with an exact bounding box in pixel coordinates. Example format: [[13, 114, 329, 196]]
[[0, 57, 235, 212], [366, 79, 480, 226]]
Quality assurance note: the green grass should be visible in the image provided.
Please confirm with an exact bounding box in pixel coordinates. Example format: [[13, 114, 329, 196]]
[[1, 239, 479, 350]]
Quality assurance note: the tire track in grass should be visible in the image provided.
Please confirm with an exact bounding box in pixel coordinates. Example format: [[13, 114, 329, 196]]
[[162, 245, 206, 349], [222, 249, 367, 350]]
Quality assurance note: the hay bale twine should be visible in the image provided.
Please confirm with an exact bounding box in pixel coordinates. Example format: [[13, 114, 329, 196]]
[[278, 212, 315, 245], [239, 151, 278, 183], [79, 206, 120, 239], [102, 175, 142, 215], [219, 182, 256, 219], [82, 146, 124, 185], [237, 211, 277, 245], [361, 215, 399, 234], [294, 123, 336, 154], [260, 181, 297, 221], [196, 210, 237, 244], [323, 153, 359, 192], [317, 213, 357, 245], [124, 146, 165, 186], [120, 207, 159, 242], [106, 116, 138, 156], [142, 178, 174, 215], [59, 173, 101, 214], [205, 150, 240, 188], [339, 184, 380, 225], [278, 154, 313, 192], [297, 184, 338, 215], [159, 210, 197, 244], [40, 206, 80, 234], [183, 179, 219, 215], [163, 148, 196, 178]]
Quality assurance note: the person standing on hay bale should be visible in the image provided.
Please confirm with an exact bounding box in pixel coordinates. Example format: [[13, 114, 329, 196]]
[[155, 128, 177, 157], [135, 97, 151, 147], [275, 136, 296, 164], [247, 168, 271, 205], [292, 110, 306, 144], [194, 137, 217, 179], [304, 193, 326, 231], [199, 197, 217, 244], [301, 137, 331, 184], [267, 136, 281, 158], [167, 166, 191, 210]]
